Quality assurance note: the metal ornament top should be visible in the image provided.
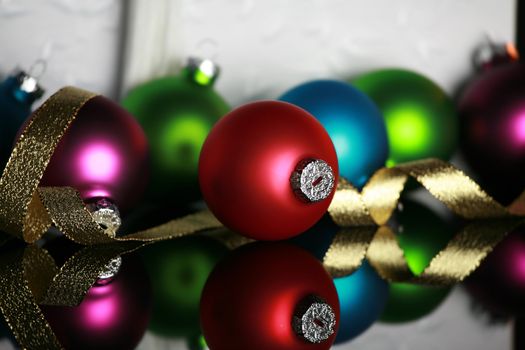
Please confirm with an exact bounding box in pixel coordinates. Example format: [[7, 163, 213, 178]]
[[291, 159, 335, 203], [88, 198, 122, 238]]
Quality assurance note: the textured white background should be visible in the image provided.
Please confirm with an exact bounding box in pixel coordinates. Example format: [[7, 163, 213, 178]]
[[0, 0, 517, 349]]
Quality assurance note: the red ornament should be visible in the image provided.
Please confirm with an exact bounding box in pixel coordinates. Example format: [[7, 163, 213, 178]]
[[200, 242, 340, 350], [42, 255, 152, 350], [199, 101, 338, 240], [37, 96, 149, 212]]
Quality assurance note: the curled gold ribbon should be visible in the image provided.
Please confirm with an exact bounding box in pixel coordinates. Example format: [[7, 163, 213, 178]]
[[325, 160, 524, 283], [0, 86, 522, 349]]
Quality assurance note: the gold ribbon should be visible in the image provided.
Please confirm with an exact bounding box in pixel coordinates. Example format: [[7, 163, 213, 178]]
[[325, 161, 525, 282], [0, 86, 522, 349]]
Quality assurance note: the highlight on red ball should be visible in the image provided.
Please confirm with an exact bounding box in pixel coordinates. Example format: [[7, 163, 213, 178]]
[[198, 100, 339, 241]]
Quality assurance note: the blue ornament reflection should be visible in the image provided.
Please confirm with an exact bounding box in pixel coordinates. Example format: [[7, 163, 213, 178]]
[[288, 217, 389, 344], [280, 80, 389, 188], [334, 261, 389, 343]]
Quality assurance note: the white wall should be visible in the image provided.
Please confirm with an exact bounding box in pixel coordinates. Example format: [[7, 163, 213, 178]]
[[0, 1, 517, 349], [0, 0, 122, 101]]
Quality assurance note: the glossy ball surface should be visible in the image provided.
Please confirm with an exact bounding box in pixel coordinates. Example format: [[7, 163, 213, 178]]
[[280, 80, 388, 188], [380, 283, 450, 323], [141, 236, 229, 337], [200, 242, 340, 350], [459, 61, 525, 204], [122, 75, 230, 205], [199, 101, 338, 240], [334, 261, 388, 343], [39, 96, 149, 211], [352, 69, 458, 166], [42, 254, 152, 350], [466, 227, 525, 317], [287, 216, 388, 342]]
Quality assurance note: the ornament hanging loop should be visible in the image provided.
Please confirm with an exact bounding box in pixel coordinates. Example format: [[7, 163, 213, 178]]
[[28, 59, 47, 80], [185, 57, 220, 86], [472, 35, 519, 71]]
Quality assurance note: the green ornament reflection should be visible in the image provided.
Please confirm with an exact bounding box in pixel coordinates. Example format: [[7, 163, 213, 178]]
[[187, 334, 209, 350], [352, 69, 458, 167], [122, 59, 230, 205], [140, 236, 229, 337], [380, 198, 454, 323]]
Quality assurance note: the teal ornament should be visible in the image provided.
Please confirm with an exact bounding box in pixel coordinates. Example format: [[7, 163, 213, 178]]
[[280, 80, 388, 189], [0, 69, 44, 171]]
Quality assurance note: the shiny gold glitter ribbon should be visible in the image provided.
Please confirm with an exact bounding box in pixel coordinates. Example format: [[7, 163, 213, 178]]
[[325, 160, 525, 282], [0, 86, 523, 349]]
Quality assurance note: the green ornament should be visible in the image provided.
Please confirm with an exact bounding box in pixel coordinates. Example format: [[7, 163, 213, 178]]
[[122, 58, 231, 205], [380, 199, 454, 323], [352, 69, 458, 167], [141, 236, 229, 337]]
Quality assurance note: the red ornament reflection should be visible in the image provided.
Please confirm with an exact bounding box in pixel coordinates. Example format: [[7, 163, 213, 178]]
[[200, 242, 340, 350]]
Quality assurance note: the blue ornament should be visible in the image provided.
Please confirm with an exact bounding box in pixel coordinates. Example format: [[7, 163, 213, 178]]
[[0, 70, 44, 171], [334, 261, 389, 343], [280, 80, 389, 188]]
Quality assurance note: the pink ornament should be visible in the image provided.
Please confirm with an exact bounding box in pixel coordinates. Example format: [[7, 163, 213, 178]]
[[38, 96, 148, 211]]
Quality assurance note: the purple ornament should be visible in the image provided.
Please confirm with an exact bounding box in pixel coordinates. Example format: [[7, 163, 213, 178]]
[[465, 227, 525, 317], [38, 96, 149, 211], [459, 61, 525, 204], [42, 255, 152, 350]]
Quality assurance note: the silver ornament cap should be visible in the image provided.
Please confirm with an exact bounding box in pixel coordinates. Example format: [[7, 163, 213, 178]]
[[87, 198, 122, 238], [290, 159, 335, 203], [186, 57, 220, 86], [292, 294, 336, 344]]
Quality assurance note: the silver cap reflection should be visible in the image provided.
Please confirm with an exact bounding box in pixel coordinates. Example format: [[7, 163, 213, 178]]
[[98, 256, 122, 281], [292, 295, 336, 344]]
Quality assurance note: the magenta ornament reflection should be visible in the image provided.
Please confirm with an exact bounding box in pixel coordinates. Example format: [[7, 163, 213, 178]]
[[41, 255, 152, 350], [38, 96, 149, 212], [459, 61, 525, 204], [465, 227, 525, 317]]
